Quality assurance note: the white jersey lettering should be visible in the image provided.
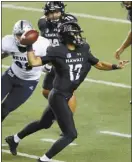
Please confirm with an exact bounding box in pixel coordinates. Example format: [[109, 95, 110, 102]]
[[2, 35, 50, 80]]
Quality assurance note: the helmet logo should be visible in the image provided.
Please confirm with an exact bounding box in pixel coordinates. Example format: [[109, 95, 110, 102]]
[[63, 25, 72, 32]]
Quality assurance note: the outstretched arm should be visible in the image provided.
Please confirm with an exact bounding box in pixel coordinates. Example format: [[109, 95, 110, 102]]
[[26, 46, 42, 66], [121, 30, 132, 49], [87, 46, 129, 70], [26, 45, 51, 67], [115, 30, 132, 60], [94, 60, 129, 70]]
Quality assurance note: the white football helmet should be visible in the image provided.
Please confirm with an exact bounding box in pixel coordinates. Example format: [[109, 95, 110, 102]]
[[13, 20, 33, 47]]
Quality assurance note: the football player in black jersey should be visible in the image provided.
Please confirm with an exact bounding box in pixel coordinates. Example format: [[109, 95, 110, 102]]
[[38, 1, 77, 113], [114, 1, 132, 104], [115, 1, 132, 60], [5, 22, 128, 162]]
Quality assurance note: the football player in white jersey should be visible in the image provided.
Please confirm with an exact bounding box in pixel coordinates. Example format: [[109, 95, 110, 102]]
[[1, 20, 50, 121]]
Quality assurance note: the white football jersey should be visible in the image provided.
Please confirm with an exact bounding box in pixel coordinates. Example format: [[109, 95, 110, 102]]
[[2, 35, 50, 80]]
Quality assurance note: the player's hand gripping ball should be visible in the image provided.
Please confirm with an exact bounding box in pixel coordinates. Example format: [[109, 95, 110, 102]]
[[20, 30, 39, 45]]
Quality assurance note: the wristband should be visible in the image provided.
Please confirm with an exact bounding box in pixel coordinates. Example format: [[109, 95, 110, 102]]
[[112, 64, 119, 70], [26, 45, 33, 52]]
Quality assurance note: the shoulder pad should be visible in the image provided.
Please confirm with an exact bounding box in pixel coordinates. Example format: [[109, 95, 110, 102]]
[[82, 42, 90, 50], [2, 35, 15, 52], [40, 15, 46, 20], [38, 17, 47, 31], [47, 44, 66, 58]]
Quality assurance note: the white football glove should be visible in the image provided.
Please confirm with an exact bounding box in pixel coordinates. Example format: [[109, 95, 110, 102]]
[[42, 64, 52, 73]]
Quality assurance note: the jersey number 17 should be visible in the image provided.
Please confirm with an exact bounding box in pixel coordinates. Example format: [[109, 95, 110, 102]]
[[69, 64, 82, 81]]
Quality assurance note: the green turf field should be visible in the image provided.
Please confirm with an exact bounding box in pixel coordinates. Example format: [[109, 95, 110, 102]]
[[2, 2, 131, 162]]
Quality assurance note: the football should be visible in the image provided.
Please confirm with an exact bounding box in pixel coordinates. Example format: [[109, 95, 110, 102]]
[[20, 30, 39, 45]]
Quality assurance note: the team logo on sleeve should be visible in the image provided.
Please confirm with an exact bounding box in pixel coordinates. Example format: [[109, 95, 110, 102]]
[[67, 53, 71, 58], [45, 28, 49, 33]]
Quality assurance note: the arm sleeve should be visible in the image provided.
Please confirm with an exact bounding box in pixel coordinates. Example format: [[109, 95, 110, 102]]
[[41, 46, 56, 65], [40, 56, 52, 64], [86, 44, 99, 65], [88, 51, 99, 66]]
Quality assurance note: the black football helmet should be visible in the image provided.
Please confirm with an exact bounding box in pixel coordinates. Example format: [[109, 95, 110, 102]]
[[58, 22, 85, 47], [122, 1, 132, 10], [44, 1, 66, 16]]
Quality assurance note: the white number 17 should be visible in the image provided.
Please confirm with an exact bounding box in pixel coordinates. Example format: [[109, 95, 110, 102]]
[[69, 64, 82, 81]]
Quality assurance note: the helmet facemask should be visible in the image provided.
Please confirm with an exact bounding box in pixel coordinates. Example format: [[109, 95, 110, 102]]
[[44, 1, 66, 24], [47, 10, 62, 24], [58, 22, 85, 47]]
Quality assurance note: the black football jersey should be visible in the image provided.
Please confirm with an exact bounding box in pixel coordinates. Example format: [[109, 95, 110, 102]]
[[40, 43, 99, 97], [38, 14, 77, 46]]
